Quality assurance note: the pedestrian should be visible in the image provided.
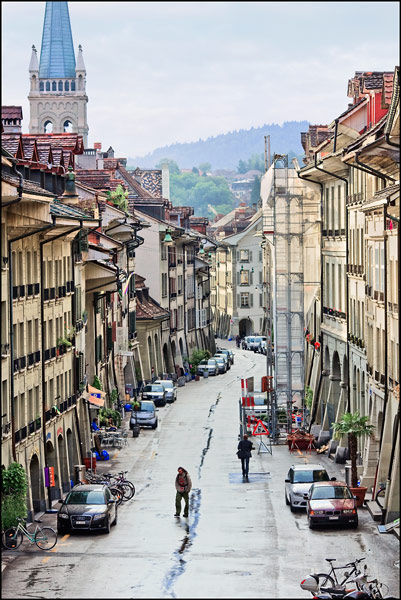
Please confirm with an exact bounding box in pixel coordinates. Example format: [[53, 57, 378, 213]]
[[91, 417, 100, 432], [174, 466, 192, 517], [237, 433, 255, 480]]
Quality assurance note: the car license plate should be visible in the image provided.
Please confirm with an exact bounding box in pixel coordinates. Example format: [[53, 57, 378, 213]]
[[329, 516, 339, 520], [76, 520, 85, 525]]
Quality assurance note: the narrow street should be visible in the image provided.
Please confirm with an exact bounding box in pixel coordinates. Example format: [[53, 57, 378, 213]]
[[2, 343, 399, 599]]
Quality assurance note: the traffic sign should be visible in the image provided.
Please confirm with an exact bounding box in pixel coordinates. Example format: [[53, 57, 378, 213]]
[[252, 420, 270, 436]]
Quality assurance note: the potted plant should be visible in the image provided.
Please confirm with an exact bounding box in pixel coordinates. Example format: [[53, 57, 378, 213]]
[[332, 411, 375, 507]]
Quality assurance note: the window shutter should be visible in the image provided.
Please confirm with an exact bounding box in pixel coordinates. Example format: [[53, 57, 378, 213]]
[[107, 325, 113, 352], [250, 293, 253, 307], [250, 272, 253, 285], [250, 250, 253, 261], [237, 272, 240, 284], [237, 251, 240, 260], [237, 294, 241, 307], [259, 270, 262, 284]]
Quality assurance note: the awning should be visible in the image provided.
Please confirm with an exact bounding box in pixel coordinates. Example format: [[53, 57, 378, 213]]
[[88, 395, 105, 408]]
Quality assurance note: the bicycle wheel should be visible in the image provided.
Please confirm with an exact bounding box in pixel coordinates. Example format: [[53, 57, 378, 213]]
[[110, 487, 123, 506], [3, 527, 23, 549], [315, 573, 335, 588], [35, 527, 57, 550], [375, 488, 385, 509], [124, 481, 135, 498], [119, 483, 134, 501]]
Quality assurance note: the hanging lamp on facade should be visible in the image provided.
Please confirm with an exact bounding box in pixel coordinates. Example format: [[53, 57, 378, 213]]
[[163, 229, 173, 245]]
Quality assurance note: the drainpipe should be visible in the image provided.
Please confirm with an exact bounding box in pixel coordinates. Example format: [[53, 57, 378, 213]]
[[354, 152, 395, 184], [40, 221, 83, 511], [313, 154, 351, 413], [333, 119, 339, 154], [8, 219, 56, 461], [2, 161, 24, 207]]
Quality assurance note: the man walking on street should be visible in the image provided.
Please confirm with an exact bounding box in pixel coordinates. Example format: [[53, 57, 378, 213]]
[[175, 466, 192, 517], [237, 434, 254, 480]]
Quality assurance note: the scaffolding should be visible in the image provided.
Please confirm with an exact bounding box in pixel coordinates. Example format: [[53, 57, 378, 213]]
[[270, 155, 305, 438]]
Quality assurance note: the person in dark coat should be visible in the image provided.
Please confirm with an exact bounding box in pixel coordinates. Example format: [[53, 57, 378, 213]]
[[237, 434, 254, 480], [174, 466, 192, 517]]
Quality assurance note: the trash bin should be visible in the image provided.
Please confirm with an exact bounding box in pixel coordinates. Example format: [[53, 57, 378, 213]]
[[74, 465, 86, 484], [132, 424, 140, 438]]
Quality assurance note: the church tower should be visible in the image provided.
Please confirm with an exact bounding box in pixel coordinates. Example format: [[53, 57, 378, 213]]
[[28, 1, 89, 146]]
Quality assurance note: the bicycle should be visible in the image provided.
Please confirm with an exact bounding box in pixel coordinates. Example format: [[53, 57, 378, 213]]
[[375, 481, 386, 509], [313, 557, 366, 588], [2, 518, 57, 551], [83, 472, 124, 505]]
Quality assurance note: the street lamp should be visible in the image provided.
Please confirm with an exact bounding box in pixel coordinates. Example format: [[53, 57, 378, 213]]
[[163, 229, 173, 245]]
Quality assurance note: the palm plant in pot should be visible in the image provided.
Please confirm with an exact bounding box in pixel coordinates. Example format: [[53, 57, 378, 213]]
[[332, 411, 375, 506]]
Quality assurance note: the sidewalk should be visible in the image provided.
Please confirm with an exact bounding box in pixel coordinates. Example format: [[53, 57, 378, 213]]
[[2, 415, 133, 575]]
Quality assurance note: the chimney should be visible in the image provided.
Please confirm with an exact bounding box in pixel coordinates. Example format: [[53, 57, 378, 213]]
[[161, 162, 170, 201]]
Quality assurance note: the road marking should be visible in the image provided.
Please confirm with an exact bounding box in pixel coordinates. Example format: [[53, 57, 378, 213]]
[[42, 557, 51, 564], [61, 534, 70, 542]]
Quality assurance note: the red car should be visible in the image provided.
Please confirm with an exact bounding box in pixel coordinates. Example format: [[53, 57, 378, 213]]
[[307, 481, 358, 529]]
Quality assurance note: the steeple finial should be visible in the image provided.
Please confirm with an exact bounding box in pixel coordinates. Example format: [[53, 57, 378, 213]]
[[76, 44, 86, 72], [29, 45, 39, 72]]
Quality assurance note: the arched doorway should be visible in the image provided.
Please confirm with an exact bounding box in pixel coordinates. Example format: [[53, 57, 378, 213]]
[[66, 428, 78, 484], [163, 343, 170, 374], [58, 434, 70, 493], [46, 440, 60, 500], [29, 454, 45, 513], [239, 318, 252, 338]]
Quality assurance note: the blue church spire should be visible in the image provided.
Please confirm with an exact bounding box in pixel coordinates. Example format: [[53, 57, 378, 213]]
[[39, 2, 76, 78]]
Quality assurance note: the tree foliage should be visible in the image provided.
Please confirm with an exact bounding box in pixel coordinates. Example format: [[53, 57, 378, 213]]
[[107, 184, 128, 213], [332, 412, 375, 488], [155, 158, 180, 175], [1, 463, 28, 529], [170, 170, 235, 218]]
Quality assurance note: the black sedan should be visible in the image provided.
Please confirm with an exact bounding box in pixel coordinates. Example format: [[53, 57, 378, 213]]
[[57, 484, 117, 534]]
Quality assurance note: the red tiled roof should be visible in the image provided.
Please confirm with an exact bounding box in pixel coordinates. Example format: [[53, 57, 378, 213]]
[[135, 275, 169, 320], [1, 106, 23, 120], [22, 133, 84, 155]]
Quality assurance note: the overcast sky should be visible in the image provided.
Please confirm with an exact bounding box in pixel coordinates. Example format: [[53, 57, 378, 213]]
[[1, 1, 399, 159]]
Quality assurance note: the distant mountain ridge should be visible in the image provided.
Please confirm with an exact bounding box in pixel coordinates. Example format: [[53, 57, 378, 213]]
[[128, 121, 309, 170]]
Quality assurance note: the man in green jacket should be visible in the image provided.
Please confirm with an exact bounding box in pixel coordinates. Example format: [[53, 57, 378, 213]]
[[174, 466, 192, 517]]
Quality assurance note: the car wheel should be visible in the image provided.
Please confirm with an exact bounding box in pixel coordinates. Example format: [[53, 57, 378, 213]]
[[112, 509, 118, 526], [152, 420, 158, 429], [105, 516, 111, 534], [350, 519, 358, 529], [308, 517, 315, 529], [289, 500, 295, 512], [57, 524, 69, 535], [285, 492, 290, 506]]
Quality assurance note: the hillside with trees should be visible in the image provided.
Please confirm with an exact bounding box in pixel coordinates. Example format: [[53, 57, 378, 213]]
[[128, 121, 308, 170]]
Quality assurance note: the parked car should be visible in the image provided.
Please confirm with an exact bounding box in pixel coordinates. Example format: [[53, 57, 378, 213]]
[[307, 481, 358, 529], [251, 336, 267, 351], [213, 355, 227, 374], [242, 336, 255, 350], [57, 484, 117, 534], [197, 359, 219, 376], [153, 379, 177, 403], [130, 400, 158, 429], [215, 348, 233, 366], [257, 340, 267, 355], [285, 464, 333, 511], [141, 384, 166, 407]]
